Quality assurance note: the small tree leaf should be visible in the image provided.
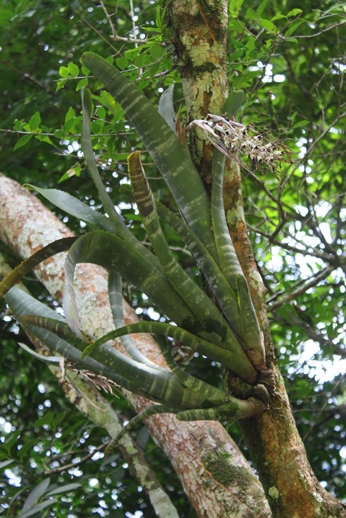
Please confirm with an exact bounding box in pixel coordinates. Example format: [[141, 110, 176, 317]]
[[287, 8, 303, 17], [18, 498, 57, 518], [45, 483, 82, 496], [28, 111, 41, 130], [22, 478, 50, 512], [13, 134, 32, 151]]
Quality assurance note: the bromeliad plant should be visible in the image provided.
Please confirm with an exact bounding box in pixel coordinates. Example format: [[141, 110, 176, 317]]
[[0, 52, 276, 442]]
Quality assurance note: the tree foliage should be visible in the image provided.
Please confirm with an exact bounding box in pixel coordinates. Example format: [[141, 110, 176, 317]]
[[0, 0, 345, 516]]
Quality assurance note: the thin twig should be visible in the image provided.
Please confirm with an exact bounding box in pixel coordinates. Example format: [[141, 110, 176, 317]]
[[100, 0, 116, 39], [80, 17, 120, 52], [302, 376, 346, 442], [268, 265, 334, 310], [294, 20, 346, 39], [247, 224, 335, 262], [44, 443, 106, 475]]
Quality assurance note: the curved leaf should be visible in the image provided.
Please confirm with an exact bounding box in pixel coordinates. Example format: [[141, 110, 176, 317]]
[[6, 287, 215, 409], [144, 335, 226, 405], [127, 151, 237, 347], [83, 320, 258, 383], [6, 287, 124, 382], [108, 269, 165, 370], [0, 237, 77, 298], [80, 52, 217, 258], [156, 201, 243, 336], [26, 185, 117, 233], [211, 91, 244, 288], [176, 396, 265, 422], [28, 185, 163, 271], [17, 498, 57, 518], [63, 230, 202, 338], [22, 478, 50, 512], [81, 88, 126, 235], [236, 275, 265, 369]]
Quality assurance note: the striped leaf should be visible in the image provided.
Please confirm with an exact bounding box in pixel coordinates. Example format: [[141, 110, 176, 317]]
[[0, 237, 77, 298], [127, 151, 241, 349], [6, 287, 216, 410], [211, 90, 244, 288], [80, 52, 217, 259], [108, 269, 165, 370], [82, 320, 258, 383], [62, 230, 202, 338]]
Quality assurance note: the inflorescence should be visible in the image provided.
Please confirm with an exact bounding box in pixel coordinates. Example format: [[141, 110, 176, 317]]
[[187, 114, 290, 176]]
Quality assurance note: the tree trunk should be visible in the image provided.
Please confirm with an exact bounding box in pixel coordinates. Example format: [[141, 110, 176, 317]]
[[164, 1, 346, 516], [0, 173, 271, 517]]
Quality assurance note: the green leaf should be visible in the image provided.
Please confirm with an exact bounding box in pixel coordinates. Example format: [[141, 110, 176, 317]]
[[13, 119, 24, 131], [259, 17, 278, 34], [287, 8, 303, 17], [0, 237, 77, 298], [96, 105, 106, 119], [155, 4, 164, 29], [64, 106, 76, 122], [134, 52, 151, 68], [45, 483, 82, 497], [15, 304, 222, 410], [22, 478, 50, 512], [285, 19, 305, 37], [62, 231, 200, 335], [99, 90, 119, 115], [0, 9, 13, 26], [80, 52, 217, 259], [257, 0, 269, 16], [127, 152, 237, 348], [271, 14, 286, 21], [63, 115, 81, 134], [28, 111, 41, 130], [156, 200, 240, 337], [76, 78, 88, 91], [116, 56, 128, 70], [56, 78, 67, 91], [293, 120, 310, 128], [35, 134, 55, 146], [13, 133, 32, 151], [34, 412, 57, 428], [84, 319, 257, 381], [211, 92, 244, 290], [80, 88, 131, 235], [229, 0, 244, 18], [17, 498, 57, 518], [67, 62, 79, 77], [246, 7, 258, 21], [108, 270, 165, 370], [59, 65, 69, 78], [236, 275, 265, 370], [150, 42, 163, 60]]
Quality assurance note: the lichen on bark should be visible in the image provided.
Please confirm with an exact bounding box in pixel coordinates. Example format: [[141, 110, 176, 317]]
[[163, 0, 229, 186]]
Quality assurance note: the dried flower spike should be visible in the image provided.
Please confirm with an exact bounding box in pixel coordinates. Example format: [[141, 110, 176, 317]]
[[187, 114, 291, 177]]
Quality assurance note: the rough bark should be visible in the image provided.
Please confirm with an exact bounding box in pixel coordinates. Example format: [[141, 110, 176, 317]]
[[164, 0, 229, 187], [0, 173, 271, 517]]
